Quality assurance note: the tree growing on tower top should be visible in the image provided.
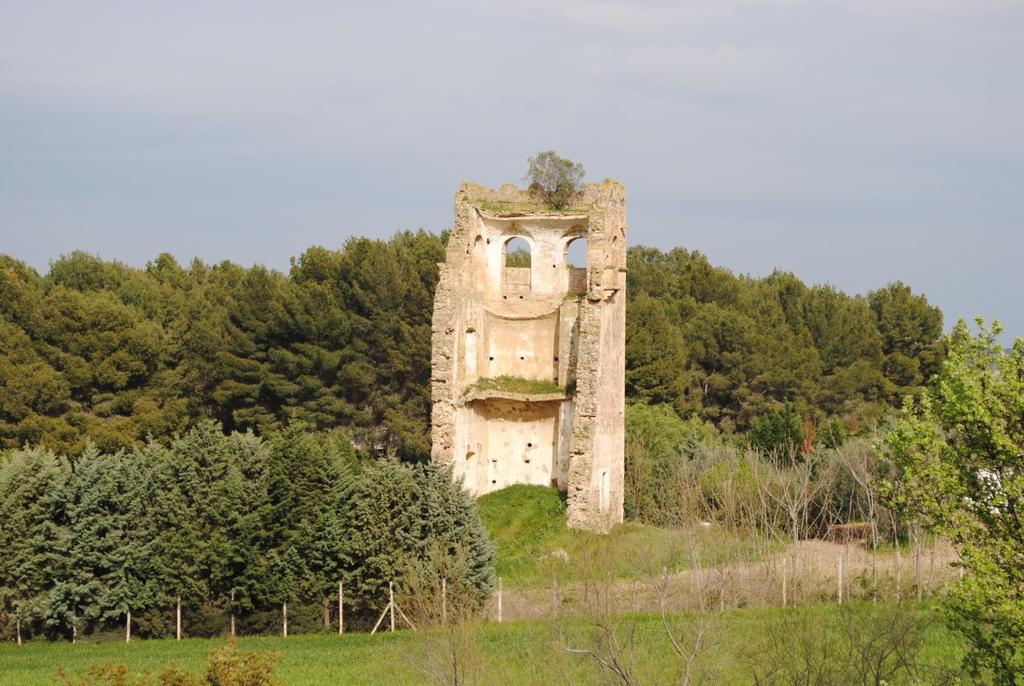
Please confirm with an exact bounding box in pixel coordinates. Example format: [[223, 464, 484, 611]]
[[525, 151, 585, 210]]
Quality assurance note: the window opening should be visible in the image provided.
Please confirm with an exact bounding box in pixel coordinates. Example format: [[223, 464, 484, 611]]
[[566, 236, 587, 268], [503, 236, 532, 291]]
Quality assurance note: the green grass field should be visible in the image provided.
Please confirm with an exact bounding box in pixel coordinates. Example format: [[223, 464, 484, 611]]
[[0, 604, 968, 685]]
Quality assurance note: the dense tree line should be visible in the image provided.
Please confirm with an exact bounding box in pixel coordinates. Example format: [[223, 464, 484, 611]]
[[0, 235, 942, 457], [0, 422, 494, 641], [626, 247, 944, 433], [0, 232, 442, 457]]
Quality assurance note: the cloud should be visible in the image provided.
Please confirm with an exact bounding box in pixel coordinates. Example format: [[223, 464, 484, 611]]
[[1, 0, 1022, 335]]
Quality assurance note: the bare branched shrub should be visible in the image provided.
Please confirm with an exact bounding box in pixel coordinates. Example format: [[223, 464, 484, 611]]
[[655, 557, 729, 686], [400, 544, 489, 686], [560, 535, 731, 685], [745, 602, 937, 686], [559, 542, 642, 686]]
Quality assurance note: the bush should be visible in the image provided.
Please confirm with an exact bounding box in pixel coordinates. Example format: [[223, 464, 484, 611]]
[[749, 405, 804, 458], [55, 642, 281, 686]]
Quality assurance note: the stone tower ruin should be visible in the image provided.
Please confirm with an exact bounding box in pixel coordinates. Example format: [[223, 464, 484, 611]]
[[430, 180, 626, 532]]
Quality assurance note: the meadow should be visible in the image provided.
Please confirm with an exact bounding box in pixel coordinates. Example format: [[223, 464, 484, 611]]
[[0, 602, 970, 686]]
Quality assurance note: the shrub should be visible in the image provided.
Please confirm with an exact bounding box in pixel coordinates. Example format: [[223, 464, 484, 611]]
[[749, 405, 804, 458], [55, 642, 281, 686]]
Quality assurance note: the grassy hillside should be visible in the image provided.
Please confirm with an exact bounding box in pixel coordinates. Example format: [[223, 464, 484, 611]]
[[477, 485, 774, 587]]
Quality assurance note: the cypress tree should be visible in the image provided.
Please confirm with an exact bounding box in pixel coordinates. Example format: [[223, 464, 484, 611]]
[[340, 459, 494, 618], [61, 446, 150, 636], [0, 448, 69, 639], [263, 425, 347, 615]]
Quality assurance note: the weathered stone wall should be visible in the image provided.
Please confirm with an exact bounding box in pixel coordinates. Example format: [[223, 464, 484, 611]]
[[431, 180, 626, 532]]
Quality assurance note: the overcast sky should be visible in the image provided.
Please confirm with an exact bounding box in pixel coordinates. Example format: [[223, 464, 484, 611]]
[[1, 1, 1022, 336]]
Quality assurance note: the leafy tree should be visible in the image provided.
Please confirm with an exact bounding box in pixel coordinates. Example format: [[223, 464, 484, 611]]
[[0, 235, 942, 454], [625, 293, 692, 415], [624, 403, 696, 522], [525, 151, 585, 209], [884, 320, 1024, 683]]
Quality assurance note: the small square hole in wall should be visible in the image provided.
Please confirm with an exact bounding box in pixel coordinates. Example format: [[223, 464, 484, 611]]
[[502, 295, 507, 300], [489, 356, 494, 361], [527, 442, 533, 448], [519, 356, 524, 360], [491, 479, 497, 484], [518, 295, 524, 299]]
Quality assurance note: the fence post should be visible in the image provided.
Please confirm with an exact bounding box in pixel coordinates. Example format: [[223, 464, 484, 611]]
[[16, 618, 21, 646], [389, 582, 395, 633], [895, 536, 902, 599], [497, 577, 503, 623], [339, 580, 344, 635], [126, 609, 131, 643], [928, 538, 937, 593], [837, 551, 844, 604], [915, 528, 923, 601], [781, 557, 787, 608], [176, 595, 182, 641], [283, 601, 288, 637], [230, 590, 236, 637]]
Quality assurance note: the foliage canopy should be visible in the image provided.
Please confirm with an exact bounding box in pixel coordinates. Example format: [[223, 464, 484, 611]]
[[0, 239, 942, 457], [885, 320, 1024, 683]]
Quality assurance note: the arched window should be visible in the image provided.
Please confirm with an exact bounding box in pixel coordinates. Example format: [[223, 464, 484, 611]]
[[503, 237, 531, 291], [504, 237, 531, 268], [565, 236, 587, 268]]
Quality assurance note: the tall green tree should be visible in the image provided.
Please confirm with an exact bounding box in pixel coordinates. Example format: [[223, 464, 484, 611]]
[[340, 459, 494, 618], [0, 448, 69, 638], [60, 447, 150, 636], [885, 320, 1024, 683], [868, 281, 944, 398], [262, 425, 347, 610]]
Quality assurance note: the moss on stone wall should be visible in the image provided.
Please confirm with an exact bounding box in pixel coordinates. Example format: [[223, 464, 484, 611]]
[[463, 375, 565, 397]]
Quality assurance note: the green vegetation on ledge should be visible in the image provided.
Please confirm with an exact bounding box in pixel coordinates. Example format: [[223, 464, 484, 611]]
[[474, 199, 590, 215], [463, 376, 565, 397]]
